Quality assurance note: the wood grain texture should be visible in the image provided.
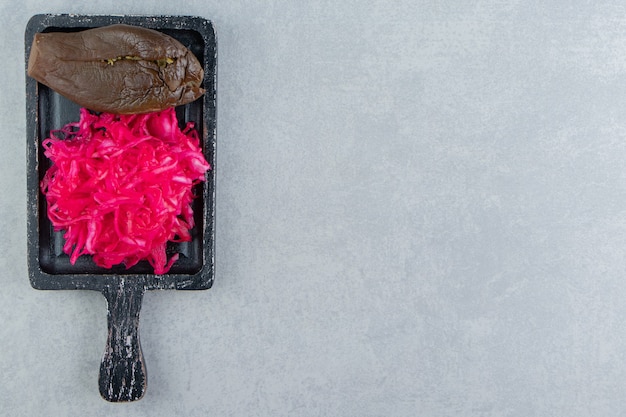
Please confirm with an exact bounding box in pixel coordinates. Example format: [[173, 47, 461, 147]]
[[98, 280, 146, 402]]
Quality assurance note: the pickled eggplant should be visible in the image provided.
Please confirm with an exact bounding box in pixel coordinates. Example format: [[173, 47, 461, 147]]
[[27, 24, 205, 114]]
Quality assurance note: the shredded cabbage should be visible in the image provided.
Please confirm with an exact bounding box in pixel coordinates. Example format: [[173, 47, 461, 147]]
[[40, 108, 211, 274]]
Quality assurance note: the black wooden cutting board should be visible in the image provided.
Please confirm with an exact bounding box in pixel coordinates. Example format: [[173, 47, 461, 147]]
[[25, 14, 216, 402]]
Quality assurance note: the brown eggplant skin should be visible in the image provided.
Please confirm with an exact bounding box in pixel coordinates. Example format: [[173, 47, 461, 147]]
[[27, 24, 205, 114]]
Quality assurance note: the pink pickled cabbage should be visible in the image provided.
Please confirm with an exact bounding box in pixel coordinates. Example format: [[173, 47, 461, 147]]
[[40, 108, 211, 274]]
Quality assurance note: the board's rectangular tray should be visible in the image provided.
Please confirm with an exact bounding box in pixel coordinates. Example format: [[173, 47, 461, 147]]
[[26, 14, 216, 291]]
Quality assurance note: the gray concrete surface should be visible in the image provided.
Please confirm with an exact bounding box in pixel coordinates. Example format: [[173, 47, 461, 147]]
[[2, 1, 626, 416]]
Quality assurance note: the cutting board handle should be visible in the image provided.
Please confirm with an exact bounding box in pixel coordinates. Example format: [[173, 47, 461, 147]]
[[99, 280, 147, 402]]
